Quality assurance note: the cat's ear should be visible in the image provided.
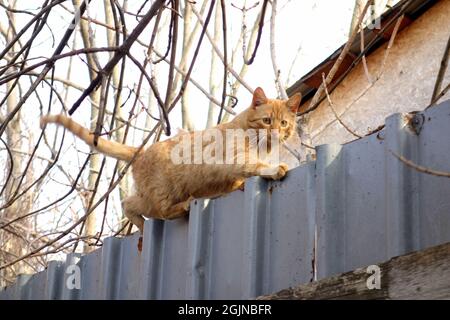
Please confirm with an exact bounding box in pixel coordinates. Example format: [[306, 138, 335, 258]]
[[286, 93, 302, 113], [252, 87, 268, 108]]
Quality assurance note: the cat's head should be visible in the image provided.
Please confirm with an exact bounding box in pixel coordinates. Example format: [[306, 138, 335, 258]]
[[247, 87, 302, 145]]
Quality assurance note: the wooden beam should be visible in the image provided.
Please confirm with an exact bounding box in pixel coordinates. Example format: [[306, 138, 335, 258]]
[[258, 242, 450, 300]]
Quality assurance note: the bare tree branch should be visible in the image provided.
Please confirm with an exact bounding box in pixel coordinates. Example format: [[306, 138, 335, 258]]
[[322, 73, 362, 139], [269, 0, 287, 99], [67, 0, 166, 116], [305, 0, 373, 114], [391, 151, 450, 178], [430, 32, 450, 105], [190, 3, 254, 94]]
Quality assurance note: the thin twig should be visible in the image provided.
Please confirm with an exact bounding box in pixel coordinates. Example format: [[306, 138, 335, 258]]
[[152, 1, 175, 64], [322, 73, 362, 139], [391, 151, 450, 178], [162, 0, 179, 136], [428, 82, 450, 107], [167, 0, 216, 112], [0, 0, 91, 137], [152, 48, 235, 115], [190, 3, 254, 94], [360, 22, 373, 84], [269, 0, 287, 99], [282, 142, 301, 162], [312, 14, 404, 140], [429, 32, 450, 106], [68, 0, 166, 116], [0, 47, 119, 87], [299, 2, 411, 116], [305, 0, 373, 114], [216, 0, 228, 124], [243, 0, 268, 65]]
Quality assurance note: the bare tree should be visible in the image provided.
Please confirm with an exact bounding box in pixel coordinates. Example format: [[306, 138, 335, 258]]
[[71, 0, 102, 253], [0, 0, 37, 286], [0, 0, 312, 282]]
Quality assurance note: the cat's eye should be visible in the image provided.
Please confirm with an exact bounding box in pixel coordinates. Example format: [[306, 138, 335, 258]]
[[262, 117, 272, 125], [281, 120, 288, 127]]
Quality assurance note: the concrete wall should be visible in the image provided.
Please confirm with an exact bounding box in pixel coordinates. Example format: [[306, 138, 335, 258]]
[[305, 0, 450, 146]]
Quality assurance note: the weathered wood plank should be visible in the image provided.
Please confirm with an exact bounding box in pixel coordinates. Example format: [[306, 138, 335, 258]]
[[258, 242, 450, 300]]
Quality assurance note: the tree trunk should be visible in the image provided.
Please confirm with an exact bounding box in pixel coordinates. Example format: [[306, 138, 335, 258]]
[[0, 3, 33, 287], [205, 3, 222, 128], [180, 2, 195, 131], [72, 0, 101, 252], [104, 0, 130, 231]]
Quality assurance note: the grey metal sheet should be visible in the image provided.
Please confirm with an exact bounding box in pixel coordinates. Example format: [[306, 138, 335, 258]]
[[116, 233, 141, 299], [157, 218, 190, 299], [1, 99, 450, 300], [260, 163, 315, 294], [79, 248, 101, 299], [207, 191, 246, 299], [415, 107, 450, 249], [316, 135, 388, 278], [99, 236, 122, 299], [46, 260, 64, 300], [186, 199, 214, 299], [316, 101, 450, 279], [26, 269, 46, 300]]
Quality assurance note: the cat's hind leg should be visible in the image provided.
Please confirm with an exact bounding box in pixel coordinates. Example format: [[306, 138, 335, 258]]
[[123, 195, 147, 233], [246, 162, 289, 180], [159, 196, 194, 220]]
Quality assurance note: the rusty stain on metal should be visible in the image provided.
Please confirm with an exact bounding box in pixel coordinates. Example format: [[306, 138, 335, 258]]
[[137, 236, 143, 252]]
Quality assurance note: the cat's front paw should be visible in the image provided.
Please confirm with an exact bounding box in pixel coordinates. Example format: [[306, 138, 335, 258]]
[[261, 163, 288, 180], [272, 163, 288, 180], [183, 196, 195, 211]]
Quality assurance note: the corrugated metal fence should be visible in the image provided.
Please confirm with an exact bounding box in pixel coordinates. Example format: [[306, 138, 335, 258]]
[[2, 100, 450, 300]]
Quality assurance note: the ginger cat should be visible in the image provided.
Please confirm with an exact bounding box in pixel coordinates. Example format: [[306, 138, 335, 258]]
[[40, 87, 302, 232]]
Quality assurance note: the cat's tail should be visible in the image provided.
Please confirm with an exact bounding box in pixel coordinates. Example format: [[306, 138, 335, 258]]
[[40, 114, 140, 162]]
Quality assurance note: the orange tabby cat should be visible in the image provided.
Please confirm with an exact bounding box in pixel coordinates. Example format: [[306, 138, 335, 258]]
[[40, 87, 302, 232]]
